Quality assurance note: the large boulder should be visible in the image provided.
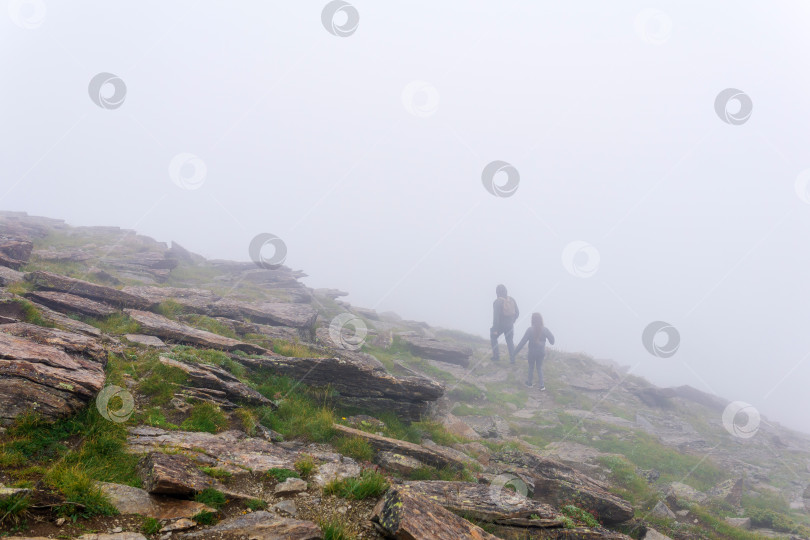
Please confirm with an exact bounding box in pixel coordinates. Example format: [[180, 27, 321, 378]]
[[138, 451, 213, 495], [96, 481, 213, 520], [372, 486, 500, 540], [123, 309, 266, 354], [490, 450, 634, 524], [26, 271, 155, 310], [0, 330, 106, 423], [398, 334, 473, 367], [0, 237, 33, 269]]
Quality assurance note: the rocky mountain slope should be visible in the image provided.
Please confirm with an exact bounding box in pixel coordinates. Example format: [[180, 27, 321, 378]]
[[1, 210, 809, 540]]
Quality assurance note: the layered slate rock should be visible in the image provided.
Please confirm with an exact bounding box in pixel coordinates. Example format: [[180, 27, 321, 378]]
[[123, 309, 266, 354], [26, 290, 117, 318], [0, 322, 106, 362], [0, 266, 24, 286], [399, 334, 473, 367], [138, 452, 213, 495], [26, 300, 103, 337], [239, 350, 444, 421], [158, 356, 272, 407], [490, 450, 634, 524], [0, 237, 33, 269], [179, 511, 322, 539], [403, 480, 564, 527], [0, 330, 106, 423], [121, 286, 219, 314], [102, 251, 178, 283], [333, 424, 467, 471], [372, 486, 500, 540], [33, 248, 94, 262], [208, 299, 318, 329], [26, 271, 155, 310]]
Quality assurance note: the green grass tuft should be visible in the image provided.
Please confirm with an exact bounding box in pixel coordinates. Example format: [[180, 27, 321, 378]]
[[194, 488, 227, 509], [323, 469, 389, 500], [180, 403, 229, 434]]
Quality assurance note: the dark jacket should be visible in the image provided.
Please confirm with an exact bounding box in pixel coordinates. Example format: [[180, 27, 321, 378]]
[[492, 296, 519, 332], [514, 327, 555, 359]]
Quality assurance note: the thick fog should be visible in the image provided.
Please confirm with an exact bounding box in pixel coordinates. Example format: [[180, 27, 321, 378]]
[[2, 2, 810, 433]]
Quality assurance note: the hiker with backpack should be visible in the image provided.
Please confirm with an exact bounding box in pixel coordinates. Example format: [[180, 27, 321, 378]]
[[514, 312, 555, 390], [490, 284, 519, 363]]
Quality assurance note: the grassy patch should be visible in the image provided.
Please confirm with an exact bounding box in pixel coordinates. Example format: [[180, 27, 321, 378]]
[[598, 455, 652, 504], [267, 468, 300, 482], [323, 469, 389, 500], [192, 510, 217, 525], [141, 516, 161, 535], [137, 357, 189, 405], [320, 516, 357, 540], [246, 498, 268, 511], [412, 420, 465, 446], [47, 463, 118, 518], [155, 299, 187, 319], [10, 298, 54, 327], [183, 315, 237, 339], [194, 488, 227, 509], [200, 467, 232, 480], [0, 492, 31, 526], [271, 339, 320, 358], [140, 407, 179, 430], [335, 437, 374, 462], [561, 504, 600, 527], [295, 455, 317, 478], [86, 313, 140, 334], [180, 403, 229, 433]]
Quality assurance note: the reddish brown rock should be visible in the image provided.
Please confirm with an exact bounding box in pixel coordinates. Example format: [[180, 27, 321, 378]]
[[0, 332, 106, 423], [179, 511, 322, 539], [0, 322, 106, 362], [208, 299, 318, 329], [0, 237, 33, 269]]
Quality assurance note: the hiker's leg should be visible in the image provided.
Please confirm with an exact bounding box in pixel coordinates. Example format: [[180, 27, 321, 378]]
[[490, 328, 501, 361], [505, 327, 515, 362], [527, 356, 535, 383], [537, 356, 545, 388]]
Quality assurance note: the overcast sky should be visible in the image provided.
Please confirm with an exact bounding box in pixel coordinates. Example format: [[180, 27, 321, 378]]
[[2, 1, 810, 433]]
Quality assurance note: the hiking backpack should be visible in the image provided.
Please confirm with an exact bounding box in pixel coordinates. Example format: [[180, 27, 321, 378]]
[[501, 296, 516, 321]]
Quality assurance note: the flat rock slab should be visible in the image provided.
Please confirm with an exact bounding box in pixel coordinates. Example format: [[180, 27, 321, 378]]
[[97, 482, 213, 520], [123, 333, 166, 347], [333, 424, 467, 471], [491, 449, 634, 524], [399, 335, 473, 366], [26, 300, 103, 336], [124, 309, 266, 354], [128, 427, 298, 473], [274, 477, 308, 495], [25, 290, 117, 318], [0, 265, 24, 286], [403, 480, 563, 526], [179, 511, 322, 539], [26, 271, 155, 310], [0, 331, 105, 422], [159, 356, 271, 407], [375, 451, 425, 476], [372, 486, 500, 540], [208, 299, 319, 329]]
